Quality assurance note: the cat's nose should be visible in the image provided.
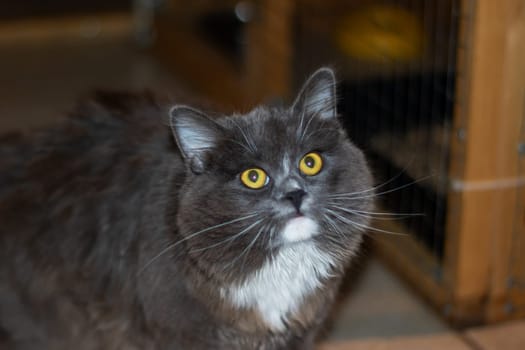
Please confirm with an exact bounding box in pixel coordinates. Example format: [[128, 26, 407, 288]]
[[284, 189, 307, 213]]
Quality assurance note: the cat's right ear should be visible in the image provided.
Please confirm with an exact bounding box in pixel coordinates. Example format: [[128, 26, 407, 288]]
[[169, 105, 222, 173]]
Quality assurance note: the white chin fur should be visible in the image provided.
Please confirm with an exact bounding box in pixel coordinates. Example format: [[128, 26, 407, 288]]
[[221, 236, 334, 331], [281, 216, 319, 243]]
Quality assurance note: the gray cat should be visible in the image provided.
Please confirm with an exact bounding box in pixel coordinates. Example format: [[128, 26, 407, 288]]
[[0, 68, 373, 349]]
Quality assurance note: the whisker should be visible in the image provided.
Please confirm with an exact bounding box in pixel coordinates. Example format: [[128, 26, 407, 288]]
[[326, 204, 424, 220], [361, 225, 408, 237], [361, 175, 434, 199], [228, 221, 267, 271], [327, 171, 405, 199], [297, 108, 306, 139], [328, 175, 434, 201], [347, 209, 424, 217], [224, 137, 254, 154], [322, 213, 344, 236], [299, 110, 320, 142], [325, 208, 407, 237], [138, 213, 259, 275], [302, 127, 340, 143], [189, 218, 264, 254], [344, 213, 417, 222], [327, 156, 430, 199], [229, 118, 258, 154], [268, 223, 276, 253], [242, 222, 267, 260]]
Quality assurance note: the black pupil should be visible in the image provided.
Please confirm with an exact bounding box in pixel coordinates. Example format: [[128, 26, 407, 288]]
[[305, 156, 315, 168], [248, 170, 259, 183]]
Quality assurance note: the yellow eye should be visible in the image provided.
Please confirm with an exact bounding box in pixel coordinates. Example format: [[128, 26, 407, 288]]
[[299, 152, 323, 176], [240, 168, 269, 189]]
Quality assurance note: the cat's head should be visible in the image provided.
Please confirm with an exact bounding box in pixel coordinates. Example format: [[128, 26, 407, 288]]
[[169, 68, 373, 283]]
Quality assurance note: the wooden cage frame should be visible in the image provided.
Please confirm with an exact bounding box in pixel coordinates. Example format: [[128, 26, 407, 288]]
[[154, 0, 525, 326], [375, 0, 525, 326]]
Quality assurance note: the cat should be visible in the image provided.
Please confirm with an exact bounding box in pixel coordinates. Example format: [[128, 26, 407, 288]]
[[0, 68, 373, 349]]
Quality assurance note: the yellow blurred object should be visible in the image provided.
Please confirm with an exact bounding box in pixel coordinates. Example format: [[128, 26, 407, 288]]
[[336, 5, 424, 63]]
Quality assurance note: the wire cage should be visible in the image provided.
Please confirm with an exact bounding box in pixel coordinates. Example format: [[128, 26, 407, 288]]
[[294, 0, 459, 262], [292, 0, 461, 314], [292, 0, 525, 326], [290, 0, 525, 326], [153, 0, 525, 326]]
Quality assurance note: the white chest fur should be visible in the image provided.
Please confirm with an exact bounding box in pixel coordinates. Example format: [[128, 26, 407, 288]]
[[221, 241, 335, 331]]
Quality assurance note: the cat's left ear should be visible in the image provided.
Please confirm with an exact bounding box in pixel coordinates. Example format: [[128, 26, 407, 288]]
[[292, 67, 337, 120], [170, 105, 222, 173]]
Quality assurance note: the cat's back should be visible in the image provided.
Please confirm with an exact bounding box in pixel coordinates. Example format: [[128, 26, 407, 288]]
[[0, 91, 177, 230], [0, 92, 183, 349], [0, 91, 183, 262]]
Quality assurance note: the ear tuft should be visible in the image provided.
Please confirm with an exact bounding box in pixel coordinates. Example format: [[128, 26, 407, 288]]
[[292, 67, 337, 120], [169, 105, 222, 165]]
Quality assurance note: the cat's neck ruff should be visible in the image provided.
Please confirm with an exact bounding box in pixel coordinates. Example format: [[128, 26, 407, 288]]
[[221, 239, 334, 331]]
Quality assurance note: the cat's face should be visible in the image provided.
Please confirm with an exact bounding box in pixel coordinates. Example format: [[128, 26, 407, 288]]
[[170, 68, 373, 283]]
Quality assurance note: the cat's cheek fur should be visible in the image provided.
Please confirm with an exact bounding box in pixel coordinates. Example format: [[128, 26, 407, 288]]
[[220, 242, 334, 331]]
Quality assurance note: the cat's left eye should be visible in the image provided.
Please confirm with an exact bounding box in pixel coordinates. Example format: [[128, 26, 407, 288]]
[[299, 152, 323, 176]]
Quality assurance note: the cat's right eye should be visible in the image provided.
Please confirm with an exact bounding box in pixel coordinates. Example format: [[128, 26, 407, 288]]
[[240, 168, 270, 189]]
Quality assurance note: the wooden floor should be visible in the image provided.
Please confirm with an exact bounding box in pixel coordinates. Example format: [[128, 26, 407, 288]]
[[321, 320, 525, 350]]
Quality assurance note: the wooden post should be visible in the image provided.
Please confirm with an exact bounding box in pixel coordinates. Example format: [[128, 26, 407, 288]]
[[244, 0, 294, 104], [486, 0, 525, 322], [445, 0, 525, 323]]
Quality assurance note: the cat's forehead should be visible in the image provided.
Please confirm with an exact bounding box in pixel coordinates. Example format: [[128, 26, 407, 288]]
[[226, 107, 315, 151], [233, 106, 293, 131], [212, 108, 292, 171], [217, 106, 341, 171]]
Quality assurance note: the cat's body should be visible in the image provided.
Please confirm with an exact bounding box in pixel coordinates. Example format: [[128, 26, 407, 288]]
[[0, 69, 373, 349]]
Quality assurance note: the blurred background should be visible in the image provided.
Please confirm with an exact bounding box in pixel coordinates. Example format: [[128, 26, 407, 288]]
[[0, 0, 524, 348]]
